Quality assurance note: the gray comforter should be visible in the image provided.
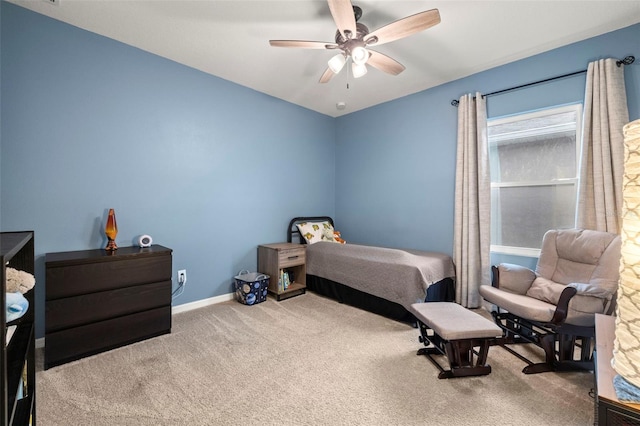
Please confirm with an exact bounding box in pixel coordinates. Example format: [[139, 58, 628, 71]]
[[306, 242, 456, 310]]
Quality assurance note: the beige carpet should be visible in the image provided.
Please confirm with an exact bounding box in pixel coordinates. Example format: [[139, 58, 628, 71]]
[[36, 292, 595, 425]]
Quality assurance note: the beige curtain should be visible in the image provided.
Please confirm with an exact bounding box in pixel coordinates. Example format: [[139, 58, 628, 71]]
[[453, 93, 490, 308], [577, 58, 629, 233]]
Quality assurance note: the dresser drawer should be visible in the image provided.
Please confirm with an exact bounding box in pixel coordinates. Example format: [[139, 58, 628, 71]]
[[278, 247, 305, 267], [45, 280, 171, 332], [46, 254, 171, 300], [45, 306, 171, 369]]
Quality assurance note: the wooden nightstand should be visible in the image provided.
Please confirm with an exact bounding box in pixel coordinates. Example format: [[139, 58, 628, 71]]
[[258, 243, 306, 301]]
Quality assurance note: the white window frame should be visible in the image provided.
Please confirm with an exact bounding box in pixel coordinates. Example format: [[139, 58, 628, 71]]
[[489, 103, 582, 257]]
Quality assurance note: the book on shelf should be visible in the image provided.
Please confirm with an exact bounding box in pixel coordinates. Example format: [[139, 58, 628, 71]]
[[278, 269, 291, 291], [5, 325, 17, 346]]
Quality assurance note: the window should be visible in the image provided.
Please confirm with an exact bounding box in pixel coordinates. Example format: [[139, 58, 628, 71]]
[[488, 104, 582, 256]]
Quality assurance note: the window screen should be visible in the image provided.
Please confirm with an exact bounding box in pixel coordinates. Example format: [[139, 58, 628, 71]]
[[488, 104, 582, 255]]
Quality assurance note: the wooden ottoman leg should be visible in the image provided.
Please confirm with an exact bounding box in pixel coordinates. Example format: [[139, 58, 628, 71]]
[[417, 330, 494, 378], [443, 339, 492, 378]]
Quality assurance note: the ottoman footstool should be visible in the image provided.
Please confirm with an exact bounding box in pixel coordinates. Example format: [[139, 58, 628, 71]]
[[410, 302, 503, 379]]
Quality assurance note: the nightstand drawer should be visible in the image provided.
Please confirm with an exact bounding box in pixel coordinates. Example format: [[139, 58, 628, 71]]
[[278, 248, 305, 267]]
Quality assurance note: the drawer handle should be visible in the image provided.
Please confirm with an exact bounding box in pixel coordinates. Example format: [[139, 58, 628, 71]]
[[287, 255, 299, 260]]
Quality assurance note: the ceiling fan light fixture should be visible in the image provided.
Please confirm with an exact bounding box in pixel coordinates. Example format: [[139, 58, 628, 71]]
[[269, 3, 441, 85], [351, 46, 369, 65], [352, 62, 367, 79], [328, 53, 346, 73]]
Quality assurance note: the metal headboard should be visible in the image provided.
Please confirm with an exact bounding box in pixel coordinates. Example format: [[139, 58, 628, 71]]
[[287, 216, 335, 243]]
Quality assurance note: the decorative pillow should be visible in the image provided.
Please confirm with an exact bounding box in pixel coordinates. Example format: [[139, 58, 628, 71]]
[[525, 276, 565, 305], [296, 221, 335, 244]]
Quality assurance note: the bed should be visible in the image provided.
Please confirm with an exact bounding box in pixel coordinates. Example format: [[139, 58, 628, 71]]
[[288, 216, 456, 323]]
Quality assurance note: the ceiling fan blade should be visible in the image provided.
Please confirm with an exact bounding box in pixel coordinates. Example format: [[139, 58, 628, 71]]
[[270, 40, 338, 49], [365, 9, 441, 46], [319, 67, 336, 83], [327, 0, 357, 39], [367, 50, 405, 75]]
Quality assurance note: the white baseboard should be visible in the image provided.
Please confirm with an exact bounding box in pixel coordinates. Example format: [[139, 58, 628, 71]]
[[36, 292, 236, 350], [171, 292, 235, 314]]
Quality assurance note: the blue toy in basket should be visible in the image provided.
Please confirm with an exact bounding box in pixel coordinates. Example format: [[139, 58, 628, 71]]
[[234, 271, 269, 305]]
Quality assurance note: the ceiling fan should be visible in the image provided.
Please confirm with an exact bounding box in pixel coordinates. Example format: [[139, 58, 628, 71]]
[[269, 0, 441, 83]]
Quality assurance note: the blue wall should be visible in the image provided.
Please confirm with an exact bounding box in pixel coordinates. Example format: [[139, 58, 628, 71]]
[[1, 1, 639, 338], [335, 23, 640, 263], [0, 3, 335, 337]]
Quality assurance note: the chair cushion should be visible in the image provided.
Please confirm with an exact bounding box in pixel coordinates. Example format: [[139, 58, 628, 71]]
[[479, 285, 555, 323], [536, 229, 620, 286], [481, 284, 607, 327], [495, 263, 536, 295], [410, 302, 502, 340], [566, 294, 609, 326], [556, 229, 615, 264], [569, 281, 616, 299]]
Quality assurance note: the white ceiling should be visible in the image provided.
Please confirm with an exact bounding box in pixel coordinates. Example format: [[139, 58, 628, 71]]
[[8, 0, 640, 117]]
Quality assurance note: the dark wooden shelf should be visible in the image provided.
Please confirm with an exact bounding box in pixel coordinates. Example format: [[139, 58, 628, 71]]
[[595, 314, 640, 425], [6, 322, 33, 411], [1, 231, 36, 425], [0, 233, 33, 261], [11, 396, 33, 426]]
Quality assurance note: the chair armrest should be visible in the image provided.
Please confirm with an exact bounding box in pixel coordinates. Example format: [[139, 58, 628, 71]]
[[491, 263, 537, 294], [567, 282, 616, 300], [550, 286, 578, 324]]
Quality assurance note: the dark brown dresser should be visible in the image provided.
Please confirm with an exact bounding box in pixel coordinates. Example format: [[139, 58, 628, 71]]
[[45, 245, 172, 369]]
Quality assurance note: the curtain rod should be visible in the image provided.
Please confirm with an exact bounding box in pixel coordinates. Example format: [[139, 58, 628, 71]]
[[450, 55, 635, 107]]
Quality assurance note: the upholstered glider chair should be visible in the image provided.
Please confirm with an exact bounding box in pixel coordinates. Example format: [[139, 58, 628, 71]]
[[479, 229, 621, 374]]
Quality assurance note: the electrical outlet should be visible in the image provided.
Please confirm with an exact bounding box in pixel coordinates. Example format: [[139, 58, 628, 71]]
[[178, 269, 187, 285]]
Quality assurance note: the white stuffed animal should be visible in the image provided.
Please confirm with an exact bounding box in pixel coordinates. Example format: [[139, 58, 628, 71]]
[[5, 267, 35, 294]]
